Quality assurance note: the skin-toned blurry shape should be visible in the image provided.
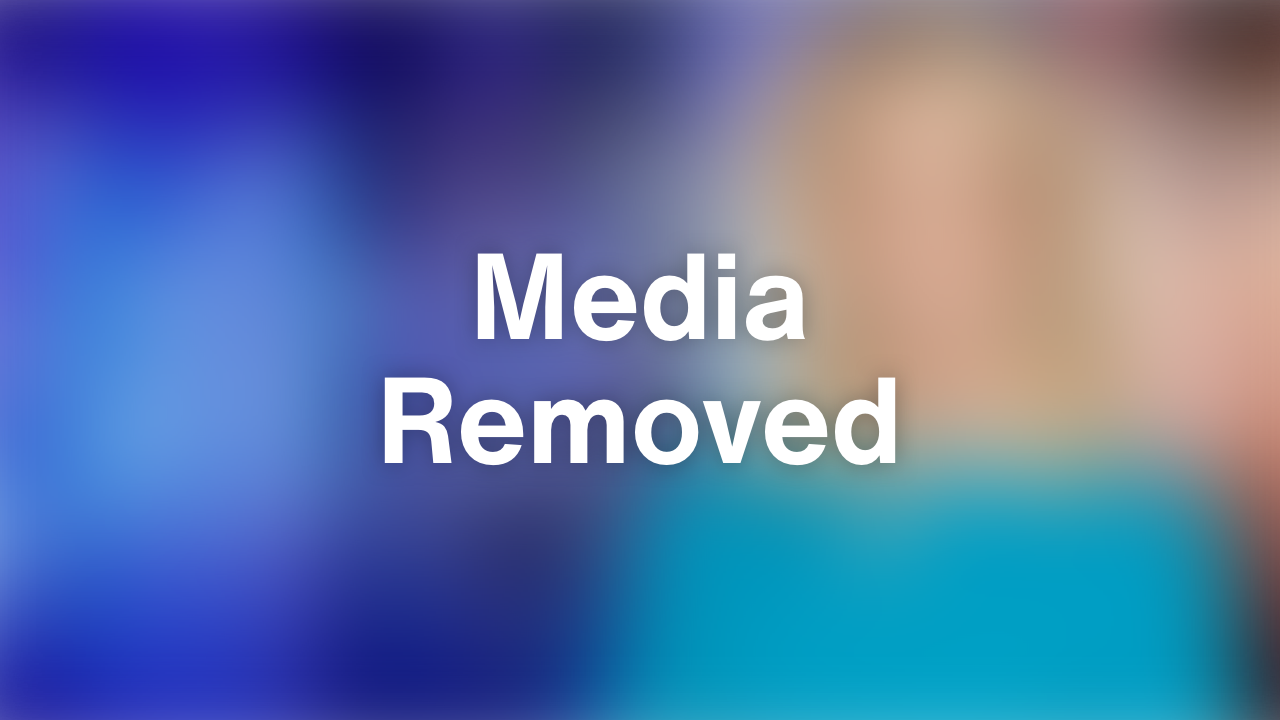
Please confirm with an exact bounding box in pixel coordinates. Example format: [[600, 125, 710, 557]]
[[1087, 0, 1280, 706], [768, 6, 1109, 443]]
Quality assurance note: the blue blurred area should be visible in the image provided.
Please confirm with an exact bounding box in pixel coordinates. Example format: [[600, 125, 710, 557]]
[[609, 454, 1244, 718], [0, 5, 723, 717]]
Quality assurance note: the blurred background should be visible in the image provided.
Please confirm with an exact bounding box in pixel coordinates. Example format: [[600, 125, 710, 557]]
[[0, 2, 1276, 718]]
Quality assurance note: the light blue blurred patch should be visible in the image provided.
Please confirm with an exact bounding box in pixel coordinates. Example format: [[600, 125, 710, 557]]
[[607, 451, 1243, 719]]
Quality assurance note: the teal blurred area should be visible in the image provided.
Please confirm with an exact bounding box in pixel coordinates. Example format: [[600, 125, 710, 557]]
[[607, 453, 1243, 718]]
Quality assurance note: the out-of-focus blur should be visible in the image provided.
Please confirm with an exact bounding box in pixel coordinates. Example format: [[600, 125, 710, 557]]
[[0, 2, 1275, 719]]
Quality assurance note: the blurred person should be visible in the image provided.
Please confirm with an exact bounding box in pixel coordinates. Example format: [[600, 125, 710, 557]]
[[775, 4, 1105, 440], [607, 5, 1241, 717], [1085, 0, 1280, 710]]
